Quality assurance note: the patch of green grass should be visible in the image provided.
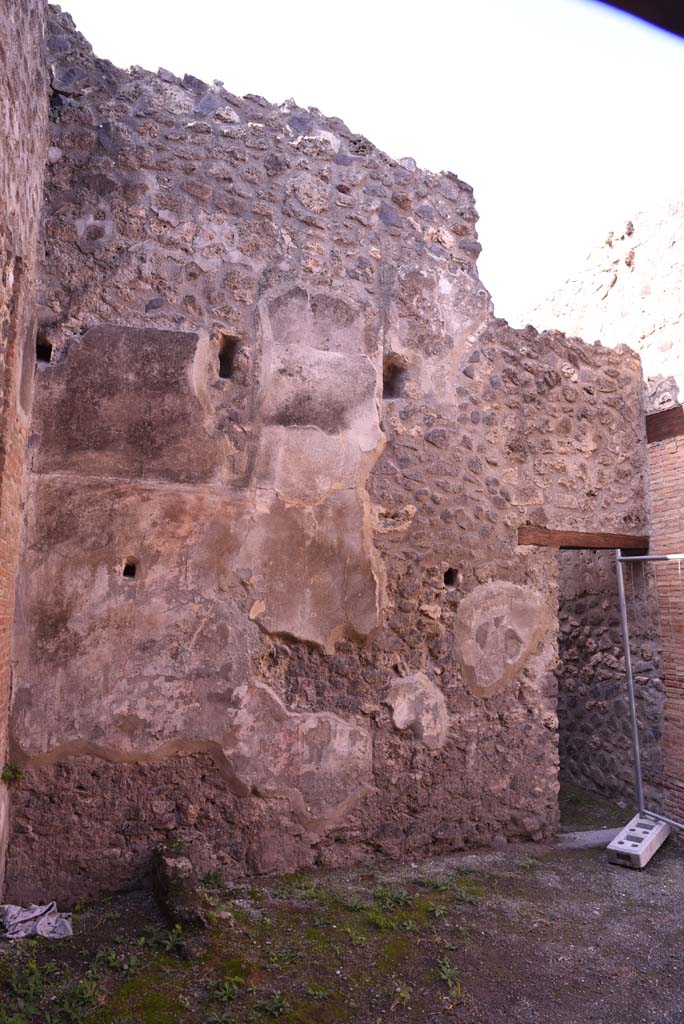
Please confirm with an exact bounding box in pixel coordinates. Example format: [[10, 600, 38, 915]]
[[267, 948, 304, 969], [376, 935, 410, 974], [420, 872, 486, 903], [337, 897, 369, 913], [1, 958, 104, 1024], [4, 958, 55, 1005], [88, 960, 188, 1024], [0, 856, 496, 1024], [341, 924, 367, 946]]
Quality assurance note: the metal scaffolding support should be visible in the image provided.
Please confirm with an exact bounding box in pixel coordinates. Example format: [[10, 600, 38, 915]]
[[615, 549, 684, 833]]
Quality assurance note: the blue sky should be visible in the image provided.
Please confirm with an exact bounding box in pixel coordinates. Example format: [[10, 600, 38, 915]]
[[60, 0, 684, 323]]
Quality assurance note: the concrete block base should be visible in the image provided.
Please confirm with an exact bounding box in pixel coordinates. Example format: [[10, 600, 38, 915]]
[[607, 814, 671, 869]]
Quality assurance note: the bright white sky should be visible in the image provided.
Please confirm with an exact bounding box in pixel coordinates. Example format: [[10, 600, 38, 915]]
[[60, 0, 684, 323]]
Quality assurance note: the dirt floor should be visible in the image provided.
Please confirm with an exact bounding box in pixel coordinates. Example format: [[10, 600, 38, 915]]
[[1, 786, 682, 1024]]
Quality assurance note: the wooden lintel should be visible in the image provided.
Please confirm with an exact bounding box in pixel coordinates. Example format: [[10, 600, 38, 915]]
[[646, 405, 684, 444], [517, 526, 649, 551]]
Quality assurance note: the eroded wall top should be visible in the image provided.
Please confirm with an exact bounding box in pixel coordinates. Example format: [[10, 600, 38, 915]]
[[525, 196, 684, 413]]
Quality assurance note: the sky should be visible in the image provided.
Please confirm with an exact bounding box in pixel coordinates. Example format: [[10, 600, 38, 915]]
[[58, 0, 684, 323]]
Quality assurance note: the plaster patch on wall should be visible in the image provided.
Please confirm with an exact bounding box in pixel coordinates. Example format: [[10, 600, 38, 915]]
[[386, 671, 449, 750], [226, 682, 373, 824], [235, 491, 381, 653], [454, 581, 546, 698], [237, 287, 384, 653]]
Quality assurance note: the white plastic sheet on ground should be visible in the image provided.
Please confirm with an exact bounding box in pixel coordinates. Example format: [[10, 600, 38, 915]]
[[0, 901, 73, 939]]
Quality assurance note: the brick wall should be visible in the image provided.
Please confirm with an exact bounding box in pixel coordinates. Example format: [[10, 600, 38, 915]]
[[647, 434, 684, 822], [0, 0, 48, 894]]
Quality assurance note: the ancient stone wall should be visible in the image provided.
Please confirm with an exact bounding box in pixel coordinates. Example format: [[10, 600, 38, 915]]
[[527, 199, 684, 819], [556, 549, 664, 804], [6, 7, 649, 903], [525, 198, 684, 415], [0, 0, 48, 895]]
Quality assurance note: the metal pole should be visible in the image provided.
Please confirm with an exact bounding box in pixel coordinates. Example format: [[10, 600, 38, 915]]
[[641, 810, 683, 830], [617, 553, 684, 562], [615, 548, 646, 815]]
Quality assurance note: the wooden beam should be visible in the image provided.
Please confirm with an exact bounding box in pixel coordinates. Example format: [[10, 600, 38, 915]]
[[517, 526, 649, 550], [646, 405, 684, 444]]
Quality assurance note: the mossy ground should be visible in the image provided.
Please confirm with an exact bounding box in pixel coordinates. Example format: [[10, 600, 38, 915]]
[[0, 870, 485, 1023], [1, 786, 682, 1023]]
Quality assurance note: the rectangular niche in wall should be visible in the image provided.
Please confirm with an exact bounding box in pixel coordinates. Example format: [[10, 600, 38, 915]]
[[218, 335, 240, 379]]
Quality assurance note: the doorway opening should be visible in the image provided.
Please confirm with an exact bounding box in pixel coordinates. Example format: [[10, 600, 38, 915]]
[[556, 548, 664, 806]]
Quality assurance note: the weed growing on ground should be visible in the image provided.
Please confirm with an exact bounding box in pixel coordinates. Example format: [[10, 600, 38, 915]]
[[267, 947, 303, 969], [1, 961, 101, 1024], [339, 896, 370, 912], [341, 923, 368, 945], [305, 984, 332, 1000], [159, 923, 184, 953], [392, 983, 412, 1008], [94, 946, 139, 975], [373, 887, 413, 910], [5, 958, 55, 1006], [252, 990, 290, 1018], [202, 870, 225, 890], [365, 906, 399, 932], [211, 973, 244, 1004], [437, 956, 463, 1003]]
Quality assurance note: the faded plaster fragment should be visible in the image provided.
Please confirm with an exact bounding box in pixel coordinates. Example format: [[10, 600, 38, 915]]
[[31, 326, 225, 485], [454, 582, 546, 698], [386, 672, 449, 750], [237, 287, 384, 651], [235, 490, 380, 653], [227, 683, 373, 823]]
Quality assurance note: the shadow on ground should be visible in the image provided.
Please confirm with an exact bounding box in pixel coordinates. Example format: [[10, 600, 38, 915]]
[[1, 786, 681, 1023]]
